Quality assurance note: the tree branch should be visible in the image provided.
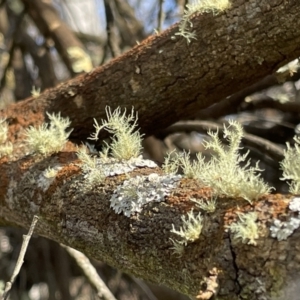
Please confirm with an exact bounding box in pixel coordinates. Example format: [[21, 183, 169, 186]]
[[0, 146, 297, 299], [2, 1, 300, 142]]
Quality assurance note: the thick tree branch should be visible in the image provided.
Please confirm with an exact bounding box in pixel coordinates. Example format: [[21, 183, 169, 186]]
[[0, 146, 297, 299], [2, 0, 300, 143]]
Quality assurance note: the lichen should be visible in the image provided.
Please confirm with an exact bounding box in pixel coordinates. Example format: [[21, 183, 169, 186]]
[[164, 121, 272, 203], [25, 112, 72, 155], [280, 136, 300, 194], [170, 210, 203, 255], [89, 107, 143, 160], [175, 0, 231, 43], [270, 217, 300, 241], [0, 118, 13, 158], [227, 212, 259, 245], [110, 173, 181, 217]]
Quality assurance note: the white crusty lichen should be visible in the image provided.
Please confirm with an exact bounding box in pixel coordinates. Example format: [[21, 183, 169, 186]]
[[0, 118, 13, 158], [175, 0, 231, 43], [110, 173, 181, 217], [270, 218, 300, 241], [289, 196, 300, 212], [227, 212, 259, 245], [270, 196, 300, 241], [25, 112, 72, 155], [280, 136, 300, 194], [170, 210, 203, 255]]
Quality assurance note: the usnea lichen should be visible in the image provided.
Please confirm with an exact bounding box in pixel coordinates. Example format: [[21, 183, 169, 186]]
[[191, 197, 217, 213], [77, 107, 157, 189], [280, 136, 300, 194], [67, 46, 93, 73], [175, 0, 231, 43], [31, 86, 41, 98], [199, 121, 271, 202], [227, 212, 259, 245], [170, 210, 203, 255], [0, 118, 13, 158], [25, 112, 72, 155], [163, 121, 271, 203], [89, 107, 143, 160]]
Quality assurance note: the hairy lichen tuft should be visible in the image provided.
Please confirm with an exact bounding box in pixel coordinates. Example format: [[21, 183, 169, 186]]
[[89, 107, 143, 160], [227, 212, 259, 245], [280, 136, 300, 194], [0, 118, 13, 158], [175, 0, 231, 43], [164, 121, 271, 202], [170, 210, 203, 255], [25, 112, 72, 155]]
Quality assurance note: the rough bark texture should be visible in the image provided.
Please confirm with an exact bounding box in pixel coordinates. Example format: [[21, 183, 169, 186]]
[[0, 147, 298, 300], [2, 0, 300, 143]]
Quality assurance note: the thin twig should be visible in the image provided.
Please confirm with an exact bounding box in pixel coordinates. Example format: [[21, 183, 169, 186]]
[[157, 0, 164, 32], [1, 215, 39, 300], [62, 245, 117, 300]]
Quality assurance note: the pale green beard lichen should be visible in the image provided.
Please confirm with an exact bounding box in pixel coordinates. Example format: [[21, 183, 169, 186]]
[[170, 210, 203, 255], [67, 47, 93, 73], [89, 107, 143, 160], [191, 197, 217, 213], [198, 121, 272, 202], [162, 121, 272, 203], [25, 112, 72, 155], [227, 212, 259, 245], [175, 0, 231, 43], [280, 136, 300, 194], [0, 118, 13, 158], [31, 86, 41, 98], [77, 107, 157, 189]]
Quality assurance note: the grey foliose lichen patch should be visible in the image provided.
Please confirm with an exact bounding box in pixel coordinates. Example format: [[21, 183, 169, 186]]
[[99, 155, 157, 177], [270, 197, 300, 241], [110, 173, 182, 217], [289, 196, 300, 212]]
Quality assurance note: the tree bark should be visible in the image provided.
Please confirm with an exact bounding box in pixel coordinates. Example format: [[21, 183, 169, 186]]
[[0, 145, 298, 300], [1, 1, 300, 299], [2, 0, 300, 142]]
